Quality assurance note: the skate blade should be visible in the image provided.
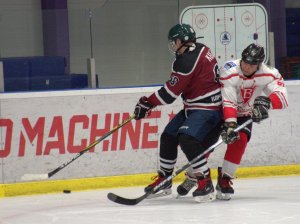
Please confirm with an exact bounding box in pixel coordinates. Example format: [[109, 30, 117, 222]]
[[216, 191, 232, 200], [194, 192, 215, 203], [146, 189, 172, 199]]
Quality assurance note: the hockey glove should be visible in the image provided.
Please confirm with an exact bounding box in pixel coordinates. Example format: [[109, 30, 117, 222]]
[[221, 122, 239, 144], [252, 96, 271, 123], [134, 96, 154, 120]]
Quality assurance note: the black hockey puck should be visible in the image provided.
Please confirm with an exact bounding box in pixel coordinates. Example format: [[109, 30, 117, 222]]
[[63, 189, 71, 194]]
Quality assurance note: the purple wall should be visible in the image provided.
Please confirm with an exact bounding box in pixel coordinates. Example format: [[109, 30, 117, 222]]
[[41, 0, 70, 73]]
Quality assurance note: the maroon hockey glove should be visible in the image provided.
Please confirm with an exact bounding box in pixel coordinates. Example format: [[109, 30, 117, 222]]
[[252, 96, 270, 123], [221, 122, 239, 144], [134, 96, 154, 120]]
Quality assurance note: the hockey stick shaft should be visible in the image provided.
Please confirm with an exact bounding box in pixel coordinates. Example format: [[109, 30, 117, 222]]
[[48, 115, 135, 178], [22, 114, 135, 181], [107, 119, 253, 205]]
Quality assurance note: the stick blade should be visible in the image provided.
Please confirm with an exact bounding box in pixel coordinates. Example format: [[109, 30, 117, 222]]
[[21, 173, 49, 181], [107, 192, 148, 206]]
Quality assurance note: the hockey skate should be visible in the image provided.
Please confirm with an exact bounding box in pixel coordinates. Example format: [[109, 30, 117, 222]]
[[176, 172, 197, 198], [144, 170, 172, 199], [216, 167, 234, 200], [192, 173, 215, 203]]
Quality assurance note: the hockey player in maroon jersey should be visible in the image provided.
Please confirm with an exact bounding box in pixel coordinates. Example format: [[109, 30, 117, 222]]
[[133, 23, 223, 202], [216, 43, 288, 200]]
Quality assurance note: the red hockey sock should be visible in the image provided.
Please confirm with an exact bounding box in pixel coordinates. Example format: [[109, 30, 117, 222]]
[[224, 132, 248, 165]]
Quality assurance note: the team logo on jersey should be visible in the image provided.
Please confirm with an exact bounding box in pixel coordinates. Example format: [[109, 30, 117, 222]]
[[169, 76, 179, 86], [240, 81, 256, 104], [224, 61, 236, 70], [240, 87, 256, 104]]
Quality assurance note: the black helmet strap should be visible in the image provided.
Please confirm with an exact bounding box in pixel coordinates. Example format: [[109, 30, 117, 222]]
[[175, 41, 195, 55]]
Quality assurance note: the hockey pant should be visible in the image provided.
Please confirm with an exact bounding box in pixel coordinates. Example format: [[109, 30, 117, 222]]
[[160, 121, 223, 175]]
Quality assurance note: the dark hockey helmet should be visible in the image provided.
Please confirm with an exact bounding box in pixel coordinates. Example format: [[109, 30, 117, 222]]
[[168, 24, 196, 43], [242, 43, 265, 65]]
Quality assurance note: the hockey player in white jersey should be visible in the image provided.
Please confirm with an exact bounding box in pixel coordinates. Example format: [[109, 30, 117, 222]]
[[176, 43, 288, 201], [216, 43, 288, 200]]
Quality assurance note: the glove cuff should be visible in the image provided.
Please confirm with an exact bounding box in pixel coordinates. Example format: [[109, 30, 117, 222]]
[[254, 96, 271, 109], [225, 121, 237, 128], [140, 96, 154, 109]]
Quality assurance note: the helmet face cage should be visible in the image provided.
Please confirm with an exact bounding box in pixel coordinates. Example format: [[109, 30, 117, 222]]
[[241, 43, 265, 65], [168, 40, 177, 54], [168, 24, 196, 43]]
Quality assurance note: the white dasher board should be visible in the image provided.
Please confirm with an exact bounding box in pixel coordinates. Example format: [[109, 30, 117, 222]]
[[180, 3, 268, 66]]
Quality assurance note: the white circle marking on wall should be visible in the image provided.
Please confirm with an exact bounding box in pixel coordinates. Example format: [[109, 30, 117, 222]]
[[195, 13, 208, 29], [241, 11, 254, 27]]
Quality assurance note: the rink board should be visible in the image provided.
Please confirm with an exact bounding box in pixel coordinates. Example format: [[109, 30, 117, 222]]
[[0, 81, 299, 187]]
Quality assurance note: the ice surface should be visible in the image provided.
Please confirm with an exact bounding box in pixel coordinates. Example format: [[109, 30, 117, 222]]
[[0, 176, 299, 224]]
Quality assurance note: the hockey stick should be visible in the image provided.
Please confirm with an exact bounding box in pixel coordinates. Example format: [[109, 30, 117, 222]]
[[107, 119, 252, 205], [21, 114, 135, 181]]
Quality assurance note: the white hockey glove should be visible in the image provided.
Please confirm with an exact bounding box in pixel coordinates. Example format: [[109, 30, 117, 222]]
[[252, 96, 271, 123]]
